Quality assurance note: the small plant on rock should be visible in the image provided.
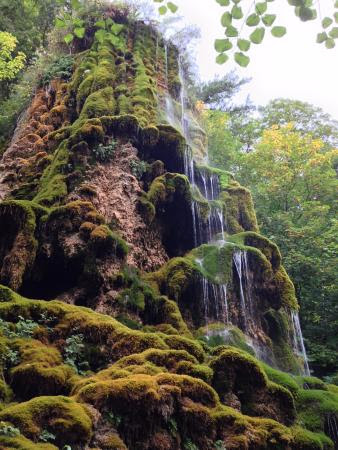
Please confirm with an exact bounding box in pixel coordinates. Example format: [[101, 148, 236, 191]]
[[92, 141, 117, 162], [0, 421, 20, 437], [64, 333, 90, 374], [130, 159, 148, 179], [39, 429, 56, 443]]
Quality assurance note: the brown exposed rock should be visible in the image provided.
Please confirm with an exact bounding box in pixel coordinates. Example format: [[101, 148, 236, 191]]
[[70, 142, 168, 271]]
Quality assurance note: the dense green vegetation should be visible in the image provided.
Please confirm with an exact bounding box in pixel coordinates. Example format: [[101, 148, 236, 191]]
[[202, 92, 338, 379]]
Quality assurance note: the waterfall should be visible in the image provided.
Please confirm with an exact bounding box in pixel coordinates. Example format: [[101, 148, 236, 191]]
[[233, 251, 254, 332], [325, 414, 338, 447], [164, 42, 169, 88], [198, 170, 220, 201], [291, 311, 310, 375], [196, 258, 229, 325], [199, 277, 229, 325]]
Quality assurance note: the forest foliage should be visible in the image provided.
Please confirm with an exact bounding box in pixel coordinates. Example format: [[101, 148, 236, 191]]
[[201, 90, 338, 379]]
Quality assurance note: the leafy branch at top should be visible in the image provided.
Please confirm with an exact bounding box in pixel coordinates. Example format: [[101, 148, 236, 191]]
[[215, 0, 338, 67]]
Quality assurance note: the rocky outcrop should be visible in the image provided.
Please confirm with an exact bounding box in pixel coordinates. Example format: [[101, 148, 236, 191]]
[[0, 7, 337, 450]]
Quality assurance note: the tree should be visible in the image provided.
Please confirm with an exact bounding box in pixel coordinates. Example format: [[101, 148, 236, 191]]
[[194, 72, 250, 112], [0, 32, 26, 81], [238, 124, 338, 376], [258, 99, 338, 149]]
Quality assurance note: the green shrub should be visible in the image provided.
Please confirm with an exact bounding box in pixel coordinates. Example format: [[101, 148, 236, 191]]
[[39, 55, 74, 86], [92, 141, 117, 162], [130, 159, 148, 179], [0, 421, 20, 437], [64, 334, 89, 375]]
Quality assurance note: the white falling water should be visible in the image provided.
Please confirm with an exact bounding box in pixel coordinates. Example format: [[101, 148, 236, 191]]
[[326, 414, 338, 447], [291, 311, 310, 375], [164, 42, 169, 89], [196, 259, 229, 325], [233, 251, 254, 332]]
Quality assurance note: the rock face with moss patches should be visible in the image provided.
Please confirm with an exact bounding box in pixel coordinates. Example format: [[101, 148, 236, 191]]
[[0, 6, 337, 450]]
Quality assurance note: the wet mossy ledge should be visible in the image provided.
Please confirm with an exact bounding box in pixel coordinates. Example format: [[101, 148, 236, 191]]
[[0, 285, 337, 449], [0, 7, 337, 450]]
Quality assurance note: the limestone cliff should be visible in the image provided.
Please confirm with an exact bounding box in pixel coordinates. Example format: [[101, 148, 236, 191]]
[[0, 7, 337, 450]]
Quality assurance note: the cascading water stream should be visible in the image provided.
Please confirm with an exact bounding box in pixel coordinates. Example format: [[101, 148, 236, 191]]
[[196, 259, 229, 327], [232, 251, 254, 332], [176, 53, 308, 373], [291, 311, 310, 375], [164, 42, 169, 88]]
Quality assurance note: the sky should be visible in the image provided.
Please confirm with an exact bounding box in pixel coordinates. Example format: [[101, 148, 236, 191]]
[[156, 0, 338, 120]]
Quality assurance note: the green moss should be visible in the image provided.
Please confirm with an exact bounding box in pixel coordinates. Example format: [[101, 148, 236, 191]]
[[9, 339, 75, 399], [220, 185, 258, 234], [0, 200, 39, 290], [292, 426, 334, 449], [211, 347, 267, 398], [189, 243, 234, 284], [0, 434, 57, 449], [175, 361, 213, 384], [89, 225, 128, 258], [33, 141, 69, 207], [80, 86, 116, 119], [143, 293, 191, 336], [296, 376, 327, 391], [148, 173, 191, 207], [261, 362, 300, 397], [162, 334, 205, 362], [0, 396, 92, 447], [147, 257, 198, 301], [296, 389, 338, 433], [0, 379, 12, 403]]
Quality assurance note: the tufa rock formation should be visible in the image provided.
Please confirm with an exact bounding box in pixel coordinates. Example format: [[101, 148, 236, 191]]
[[0, 7, 337, 450]]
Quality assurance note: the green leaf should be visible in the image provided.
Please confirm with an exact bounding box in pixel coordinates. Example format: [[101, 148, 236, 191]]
[[335, 0, 338, 7], [234, 52, 250, 67], [95, 29, 106, 44], [231, 5, 243, 19], [255, 2, 267, 15], [325, 38, 335, 49], [64, 33, 74, 45], [216, 53, 229, 64], [221, 12, 232, 27], [71, 0, 81, 10], [329, 27, 338, 39], [271, 26, 287, 37], [250, 27, 265, 44], [322, 17, 333, 29], [74, 27, 85, 38], [262, 14, 276, 26], [214, 39, 232, 52], [316, 32, 328, 44], [225, 25, 238, 37], [167, 2, 178, 13], [299, 6, 316, 21], [95, 20, 106, 28], [73, 18, 84, 27], [237, 38, 250, 51], [216, 0, 230, 5], [159, 5, 167, 14], [246, 13, 260, 26], [154, 0, 164, 2], [55, 18, 66, 28], [334, 12, 338, 23], [109, 35, 120, 46], [111, 23, 124, 35]]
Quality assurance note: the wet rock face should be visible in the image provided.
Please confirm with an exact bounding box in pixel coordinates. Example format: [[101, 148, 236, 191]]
[[0, 10, 336, 450]]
